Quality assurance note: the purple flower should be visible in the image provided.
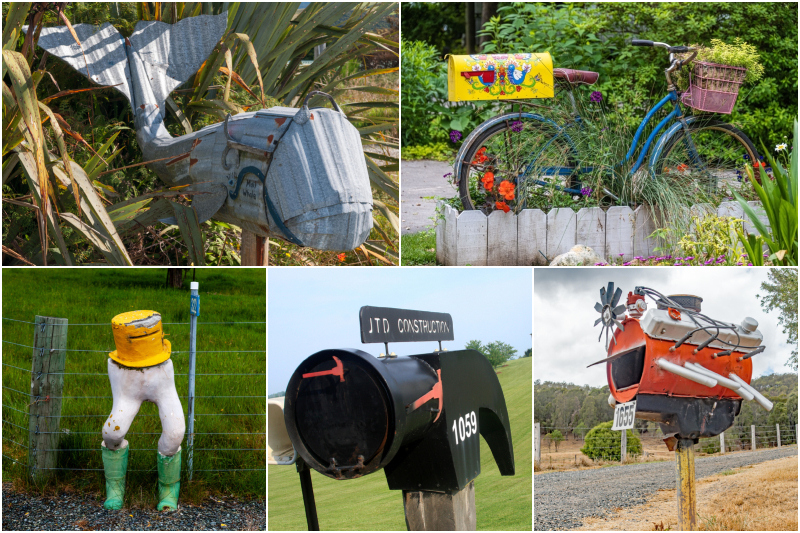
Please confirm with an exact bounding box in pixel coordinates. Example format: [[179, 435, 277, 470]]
[[743, 153, 750, 160], [510, 121, 524, 133], [648, 255, 655, 259], [634, 256, 644, 261], [450, 130, 462, 143], [619, 253, 625, 257], [737, 262, 743, 266], [580, 187, 593, 196], [443, 172, 453, 179], [704, 259, 713, 265], [594, 262, 607, 266], [623, 261, 631, 266], [747, 262, 753, 266], [665, 255, 672, 260], [685, 256, 695, 260], [763, 251, 769, 257], [590, 91, 603, 103]]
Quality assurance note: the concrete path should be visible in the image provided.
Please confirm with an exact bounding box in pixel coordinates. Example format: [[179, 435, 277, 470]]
[[400, 159, 457, 235]]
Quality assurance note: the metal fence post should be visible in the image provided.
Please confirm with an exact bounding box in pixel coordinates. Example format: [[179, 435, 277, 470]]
[[776, 424, 781, 448], [751, 424, 756, 451], [28, 316, 68, 482], [620, 429, 627, 463], [719, 431, 725, 454], [533, 423, 541, 469], [187, 282, 199, 480]]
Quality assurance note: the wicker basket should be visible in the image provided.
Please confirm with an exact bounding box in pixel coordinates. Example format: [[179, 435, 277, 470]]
[[681, 61, 747, 114]]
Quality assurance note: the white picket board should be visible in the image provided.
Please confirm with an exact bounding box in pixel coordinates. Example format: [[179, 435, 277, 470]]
[[455, 210, 488, 266], [633, 205, 658, 258], [435, 201, 445, 265], [605, 206, 635, 261], [443, 204, 458, 265], [487, 210, 518, 265], [576, 207, 605, 258], [518, 209, 547, 265], [546, 208, 576, 260]]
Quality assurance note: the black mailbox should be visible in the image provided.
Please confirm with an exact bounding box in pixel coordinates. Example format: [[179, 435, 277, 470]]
[[283, 307, 514, 493]]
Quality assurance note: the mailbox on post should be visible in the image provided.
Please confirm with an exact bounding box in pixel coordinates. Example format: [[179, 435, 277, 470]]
[[281, 306, 514, 531]]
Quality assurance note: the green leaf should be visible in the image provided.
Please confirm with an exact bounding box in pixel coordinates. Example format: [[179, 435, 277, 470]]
[[170, 202, 205, 266]]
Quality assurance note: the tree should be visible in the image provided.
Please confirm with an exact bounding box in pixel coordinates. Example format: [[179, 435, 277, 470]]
[[549, 429, 564, 452], [581, 421, 642, 461], [758, 269, 798, 370], [523, 348, 532, 358], [465, 340, 484, 353], [485, 341, 517, 367]]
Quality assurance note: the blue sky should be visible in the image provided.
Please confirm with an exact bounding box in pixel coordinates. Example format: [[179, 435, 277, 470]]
[[534, 267, 797, 387], [268, 268, 532, 394]]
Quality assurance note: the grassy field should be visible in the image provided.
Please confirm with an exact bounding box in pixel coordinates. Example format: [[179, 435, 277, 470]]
[[268, 356, 532, 530], [400, 229, 437, 266], [1, 268, 265, 505]]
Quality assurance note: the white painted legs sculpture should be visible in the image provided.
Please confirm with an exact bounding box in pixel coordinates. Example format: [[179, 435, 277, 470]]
[[101, 311, 185, 510]]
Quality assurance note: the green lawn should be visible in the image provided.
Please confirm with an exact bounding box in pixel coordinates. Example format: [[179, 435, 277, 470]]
[[1, 268, 265, 504], [268, 356, 532, 530], [400, 229, 437, 266]]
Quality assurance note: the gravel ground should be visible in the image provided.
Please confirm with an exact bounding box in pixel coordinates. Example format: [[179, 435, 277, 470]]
[[2, 484, 265, 531], [534, 446, 798, 531], [400, 159, 455, 235]]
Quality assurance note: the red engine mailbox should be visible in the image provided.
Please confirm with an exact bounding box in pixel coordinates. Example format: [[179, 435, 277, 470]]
[[589, 284, 771, 446]]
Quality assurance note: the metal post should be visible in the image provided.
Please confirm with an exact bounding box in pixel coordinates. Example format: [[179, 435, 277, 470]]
[[719, 431, 725, 454], [776, 424, 781, 448], [297, 457, 320, 531], [620, 429, 627, 463], [28, 316, 68, 482], [676, 438, 696, 531], [187, 282, 199, 480], [751, 424, 756, 451], [534, 423, 541, 469]]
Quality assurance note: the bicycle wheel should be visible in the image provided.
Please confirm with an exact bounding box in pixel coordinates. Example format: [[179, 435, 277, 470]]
[[458, 115, 577, 213], [656, 118, 759, 191]]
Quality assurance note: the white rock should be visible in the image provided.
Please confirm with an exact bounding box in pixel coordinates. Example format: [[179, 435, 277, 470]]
[[549, 244, 604, 266]]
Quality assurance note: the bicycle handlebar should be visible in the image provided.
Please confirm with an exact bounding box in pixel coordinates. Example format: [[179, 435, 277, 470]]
[[631, 39, 694, 54], [631, 39, 654, 47]]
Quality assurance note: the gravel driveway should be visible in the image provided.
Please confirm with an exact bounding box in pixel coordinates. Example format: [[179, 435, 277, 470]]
[[534, 446, 798, 531], [2, 484, 265, 531]]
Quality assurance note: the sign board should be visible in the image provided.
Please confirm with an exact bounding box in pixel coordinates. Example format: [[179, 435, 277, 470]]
[[612, 400, 637, 431], [359, 306, 454, 344]]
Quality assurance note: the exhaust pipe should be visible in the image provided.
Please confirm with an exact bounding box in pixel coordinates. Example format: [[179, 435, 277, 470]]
[[728, 373, 773, 411], [684, 362, 754, 401], [656, 358, 717, 388]]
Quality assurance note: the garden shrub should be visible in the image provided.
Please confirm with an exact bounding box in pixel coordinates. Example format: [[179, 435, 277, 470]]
[[580, 421, 642, 461], [401, 39, 449, 147]]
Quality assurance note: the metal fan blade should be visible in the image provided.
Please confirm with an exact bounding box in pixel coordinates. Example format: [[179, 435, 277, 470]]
[[600, 287, 607, 305], [611, 287, 622, 307], [605, 327, 609, 348], [611, 332, 618, 346], [613, 304, 626, 316], [595, 302, 603, 313], [598, 327, 605, 342], [594, 317, 602, 326], [613, 319, 625, 332], [606, 282, 615, 304]]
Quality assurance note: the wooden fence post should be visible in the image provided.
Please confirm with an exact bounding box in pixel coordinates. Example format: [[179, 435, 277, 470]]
[[751, 425, 756, 451], [777, 424, 781, 448], [620, 429, 627, 463], [534, 423, 541, 469], [403, 482, 476, 530], [28, 316, 68, 482], [719, 431, 725, 454]]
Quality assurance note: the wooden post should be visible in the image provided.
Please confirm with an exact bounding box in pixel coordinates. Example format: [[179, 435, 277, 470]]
[[776, 424, 781, 448], [241, 229, 268, 266], [719, 431, 725, 454], [534, 423, 541, 469], [28, 316, 68, 482], [676, 438, 696, 531], [465, 3, 475, 54], [403, 481, 476, 530], [620, 429, 627, 463], [751, 424, 756, 451]]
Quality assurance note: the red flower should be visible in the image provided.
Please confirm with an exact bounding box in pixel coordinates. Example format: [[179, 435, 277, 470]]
[[676, 163, 689, 173], [498, 180, 515, 201], [472, 146, 488, 164], [481, 172, 495, 190], [495, 201, 510, 213], [337, 253, 346, 262]]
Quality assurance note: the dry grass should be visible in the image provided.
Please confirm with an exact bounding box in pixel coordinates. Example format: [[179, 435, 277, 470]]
[[574, 455, 798, 531]]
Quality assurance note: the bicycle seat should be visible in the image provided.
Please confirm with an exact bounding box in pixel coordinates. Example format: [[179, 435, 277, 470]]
[[553, 68, 599, 85]]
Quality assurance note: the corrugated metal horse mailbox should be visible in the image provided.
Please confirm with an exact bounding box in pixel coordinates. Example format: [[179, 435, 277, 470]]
[[28, 12, 373, 251], [589, 283, 771, 530], [274, 306, 514, 531]]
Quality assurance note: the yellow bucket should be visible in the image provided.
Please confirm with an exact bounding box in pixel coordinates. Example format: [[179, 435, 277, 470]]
[[447, 53, 554, 102], [109, 310, 171, 368]]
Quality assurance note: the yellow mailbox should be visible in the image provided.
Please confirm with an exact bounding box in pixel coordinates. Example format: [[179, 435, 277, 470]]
[[448, 53, 554, 102]]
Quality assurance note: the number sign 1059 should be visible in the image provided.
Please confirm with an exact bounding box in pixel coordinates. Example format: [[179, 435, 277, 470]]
[[612, 400, 637, 431], [452, 411, 477, 445]]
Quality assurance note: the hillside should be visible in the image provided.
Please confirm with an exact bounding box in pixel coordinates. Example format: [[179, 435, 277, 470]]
[[268, 356, 532, 530]]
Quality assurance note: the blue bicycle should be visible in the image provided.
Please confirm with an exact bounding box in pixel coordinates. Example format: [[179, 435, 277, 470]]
[[454, 39, 760, 213]]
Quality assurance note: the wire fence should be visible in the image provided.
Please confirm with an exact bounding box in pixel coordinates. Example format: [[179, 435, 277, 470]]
[[534, 422, 797, 470], [2, 296, 265, 484]]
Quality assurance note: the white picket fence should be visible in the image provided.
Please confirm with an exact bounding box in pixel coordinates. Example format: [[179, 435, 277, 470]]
[[435, 201, 768, 266]]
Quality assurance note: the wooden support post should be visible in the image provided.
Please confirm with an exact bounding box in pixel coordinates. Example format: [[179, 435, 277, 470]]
[[751, 424, 756, 451], [28, 316, 68, 482], [676, 438, 696, 531], [719, 431, 725, 454], [241, 229, 268, 266], [534, 423, 541, 469], [776, 424, 781, 448], [403, 481, 476, 531], [620, 429, 627, 463]]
